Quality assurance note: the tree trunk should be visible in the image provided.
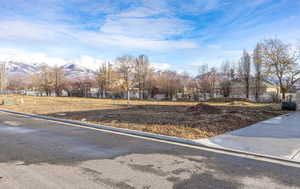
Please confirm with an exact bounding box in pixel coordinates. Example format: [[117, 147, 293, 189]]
[[282, 91, 286, 101], [246, 80, 250, 99]]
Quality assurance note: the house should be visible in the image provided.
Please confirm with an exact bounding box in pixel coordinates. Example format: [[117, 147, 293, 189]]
[[192, 76, 281, 102], [233, 79, 281, 102], [211, 79, 279, 102]]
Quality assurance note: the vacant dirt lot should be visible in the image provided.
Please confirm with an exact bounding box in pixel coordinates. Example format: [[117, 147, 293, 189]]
[[0, 95, 287, 139]]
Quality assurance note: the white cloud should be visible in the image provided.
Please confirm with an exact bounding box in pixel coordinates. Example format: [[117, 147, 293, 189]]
[[78, 31, 198, 51], [187, 46, 243, 69], [0, 48, 66, 66], [0, 19, 197, 52], [0, 49, 66, 66], [117, 6, 167, 18], [78, 0, 121, 15], [100, 17, 192, 39], [69, 56, 105, 70], [1, 0, 299, 75], [173, 0, 220, 15], [0, 20, 60, 42]]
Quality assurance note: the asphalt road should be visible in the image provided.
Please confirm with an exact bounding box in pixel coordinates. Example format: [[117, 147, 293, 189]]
[[0, 112, 300, 189]]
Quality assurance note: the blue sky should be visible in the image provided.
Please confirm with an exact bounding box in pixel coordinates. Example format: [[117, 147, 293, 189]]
[[0, 0, 300, 73]]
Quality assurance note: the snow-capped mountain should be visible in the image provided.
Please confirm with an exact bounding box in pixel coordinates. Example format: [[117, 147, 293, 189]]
[[62, 63, 95, 79], [1, 61, 95, 79], [4, 61, 39, 76]]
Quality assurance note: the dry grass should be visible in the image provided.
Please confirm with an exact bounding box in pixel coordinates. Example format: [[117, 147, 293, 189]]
[[0, 95, 287, 139]]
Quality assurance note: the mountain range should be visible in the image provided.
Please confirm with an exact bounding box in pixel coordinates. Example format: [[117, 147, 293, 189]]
[[1, 61, 167, 81], [1, 61, 96, 80]]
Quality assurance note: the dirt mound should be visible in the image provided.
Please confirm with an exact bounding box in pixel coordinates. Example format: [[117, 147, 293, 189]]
[[207, 97, 253, 103], [229, 101, 253, 106], [188, 103, 221, 114]]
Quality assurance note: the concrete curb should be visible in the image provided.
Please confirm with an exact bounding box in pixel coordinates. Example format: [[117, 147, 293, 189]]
[[1, 109, 300, 166]]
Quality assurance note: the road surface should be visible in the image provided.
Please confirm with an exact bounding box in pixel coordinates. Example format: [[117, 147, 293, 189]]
[[0, 111, 300, 189]]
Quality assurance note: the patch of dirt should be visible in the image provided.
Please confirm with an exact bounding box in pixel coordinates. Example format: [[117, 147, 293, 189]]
[[0, 95, 288, 139], [228, 101, 252, 106], [187, 103, 221, 114], [49, 104, 287, 139]]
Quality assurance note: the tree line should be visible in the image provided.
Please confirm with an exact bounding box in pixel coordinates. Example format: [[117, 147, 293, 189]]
[[200, 38, 300, 101], [7, 38, 300, 101]]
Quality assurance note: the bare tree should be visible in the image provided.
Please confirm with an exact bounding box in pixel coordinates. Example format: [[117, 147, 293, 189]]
[[96, 61, 113, 98], [7, 75, 28, 92], [30, 65, 65, 96], [198, 64, 209, 100], [62, 79, 75, 97], [30, 72, 41, 95], [166, 71, 181, 100], [134, 55, 150, 100], [221, 61, 233, 78], [208, 67, 218, 98], [180, 71, 192, 100], [40, 65, 52, 96], [229, 65, 236, 80], [219, 80, 232, 97], [197, 65, 219, 99], [67, 78, 94, 97], [52, 66, 65, 96], [219, 61, 233, 97], [196, 64, 209, 100], [253, 43, 263, 102], [116, 55, 135, 102], [187, 78, 200, 101], [144, 69, 157, 99], [156, 71, 180, 100], [261, 38, 300, 100], [239, 50, 251, 98]]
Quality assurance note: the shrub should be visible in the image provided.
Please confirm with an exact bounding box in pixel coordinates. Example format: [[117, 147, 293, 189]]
[[281, 102, 297, 111]]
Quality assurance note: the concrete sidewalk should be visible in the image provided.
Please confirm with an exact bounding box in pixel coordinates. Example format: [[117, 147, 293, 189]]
[[195, 112, 300, 161]]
